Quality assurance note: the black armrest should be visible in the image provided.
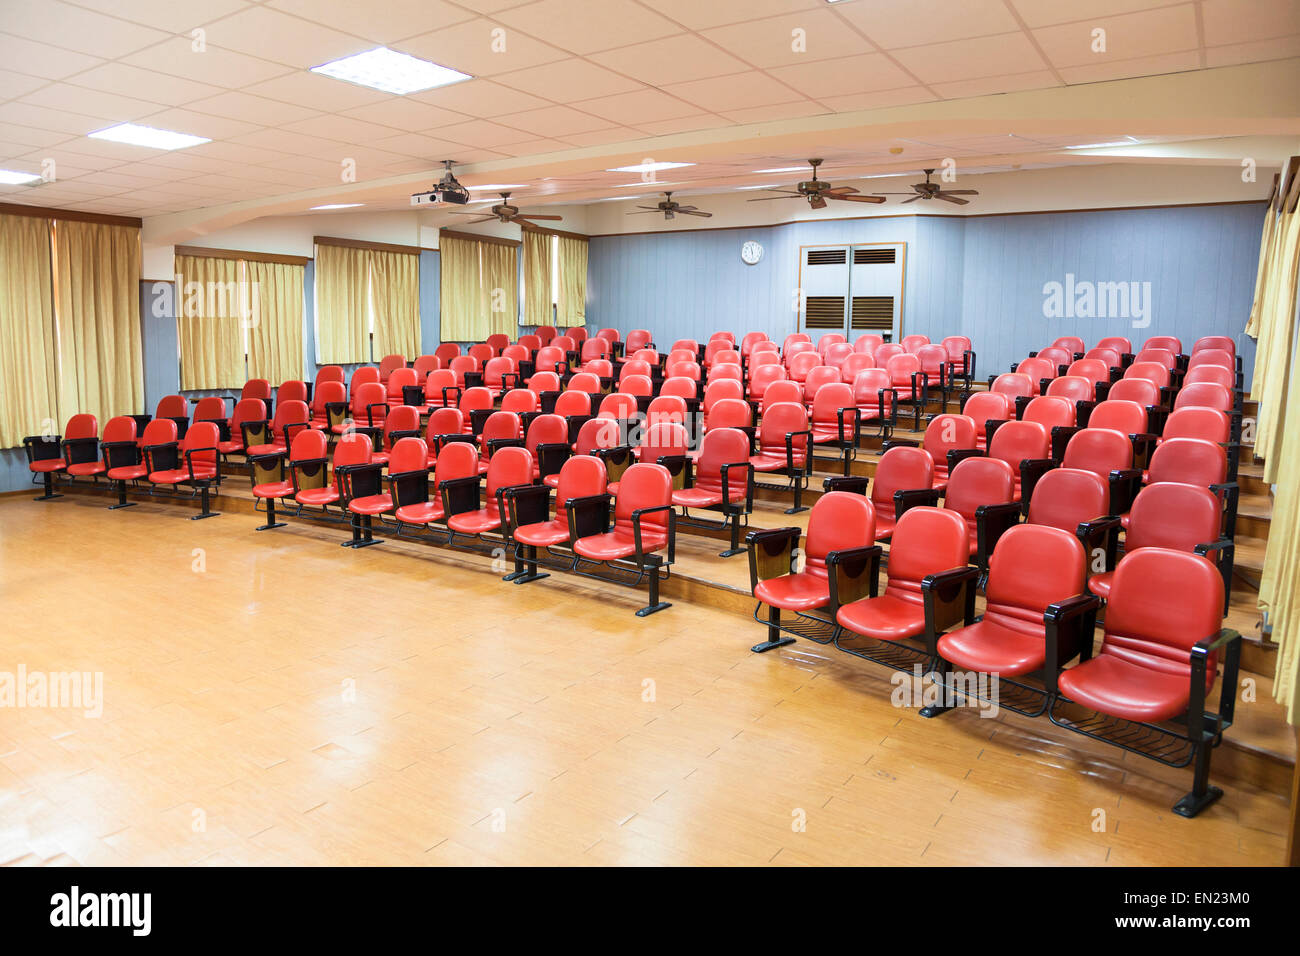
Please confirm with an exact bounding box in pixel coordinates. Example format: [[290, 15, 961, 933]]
[[61, 436, 100, 467], [1195, 536, 1236, 613], [1076, 515, 1122, 573], [486, 437, 525, 456], [825, 544, 883, 616], [144, 441, 180, 473], [365, 401, 388, 428], [894, 487, 941, 522], [401, 384, 424, 407], [439, 474, 482, 519], [1190, 628, 1243, 732], [565, 492, 613, 542], [434, 432, 476, 453], [718, 460, 754, 513], [1018, 457, 1057, 510], [463, 371, 485, 390], [785, 429, 813, 475], [183, 446, 219, 483], [823, 475, 869, 495], [836, 406, 861, 446], [947, 447, 985, 472], [339, 460, 384, 503], [440, 385, 463, 408], [745, 525, 801, 593], [1106, 468, 1143, 516], [1043, 593, 1102, 693], [502, 483, 552, 535], [881, 438, 919, 452], [921, 565, 979, 655], [536, 441, 571, 481], [631, 504, 675, 566], [974, 501, 1021, 569]]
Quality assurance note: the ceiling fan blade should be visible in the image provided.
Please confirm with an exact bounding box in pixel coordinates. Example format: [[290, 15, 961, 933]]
[[901, 195, 924, 204], [828, 193, 887, 204], [824, 186, 859, 195], [515, 214, 563, 221], [935, 194, 970, 205], [870, 192, 919, 195], [747, 194, 805, 202], [673, 205, 698, 212], [627, 209, 664, 215], [678, 209, 712, 217], [936, 189, 978, 195]]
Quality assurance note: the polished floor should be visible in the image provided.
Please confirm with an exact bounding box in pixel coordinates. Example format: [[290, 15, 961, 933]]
[[0, 493, 1288, 866]]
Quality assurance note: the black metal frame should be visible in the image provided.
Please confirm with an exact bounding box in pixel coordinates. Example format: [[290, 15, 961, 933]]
[[668, 455, 755, 557], [562, 492, 678, 616]]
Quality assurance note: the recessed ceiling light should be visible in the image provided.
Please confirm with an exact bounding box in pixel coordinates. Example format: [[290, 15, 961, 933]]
[[0, 168, 42, 185], [310, 203, 364, 210], [737, 183, 782, 190], [754, 166, 807, 173], [88, 123, 210, 150], [466, 184, 527, 190], [606, 161, 694, 174], [1065, 137, 1140, 149], [591, 195, 647, 202], [311, 47, 471, 95], [614, 181, 678, 188]]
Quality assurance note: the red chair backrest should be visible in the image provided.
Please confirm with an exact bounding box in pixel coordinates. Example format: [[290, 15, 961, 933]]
[[639, 421, 689, 460], [871, 446, 933, 515], [575, 417, 621, 456], [427, 407, 463, 438], [762, 380, 803, 410], [180, 422, 219, 469], [289, 427, 328, 463], [567, 373, 601, 395], [278, 380, 308, 405], [230, 398, 266, 432], [1123, 361, 1170, 388], [503, 344, 529, 364], [706, 398, 751, 431], [352, 382, 386, 423], [65, 413, 98, 440], [1046, 375, 1093, 403], [241, 379, 272, 401], [104, 415, 137, 445], [535, 326, 557, 344], [1147, 437, 1227, 488], [626, 329, 653, 352], [501, 389, 538, 417], [424, 369, 456, 400], [582, 338, 611, 362], [1107, 377, 1159, 407], [619, 374, 653, 397], [316, 365, 345, 386], [619, 359, 652, 381], [483, 447, 532, 517], [387, 436, 428, 474], [1183, 365, 1235, 391], [748, 364, 786, 399], [1037, 346, 1072, 369], [434, 343, 461, 364], [555, 390, 592, 418], [1193, 336, 1235, 357], [961, 391, 1013, 439], [1084, 347, 1121, 369], [882, 507, 969, 600], [924, 414, 977, 467], [1134, 347, 1176, 370], [1023, 396, 1075, 430], [1087, 399, 1146, 435], [944, 457, 1015, 525], [1162, 407, 1230, 445], [597, 328, 620, 343], [991, 373, 1033, 400], [810, 383, 854, 426], [459, 386, 492, 417], [469, 343, 493, 366], [1052, 336, 1085, 354], [916, 344, 948, 376], [1062, 427, 1132, 478], [1016, 357, 1054, 382], [804, 365, 842, 402], [1174, 382, 1232, 414], [1141, 335, 1182, 355], [851, 368, 891, 409], [703, 378, 744, 409], [434, 441, 477, 487], [141, 418, 178, 447], [901, 334, 929, 353], [485, 356, 516, 388], [485, 333, 509, 355], [646, 395, 687, 426], [378, 354, 405, 381], [386, 367, 417, 400], [480, 411, 520, 453], [1026, 468, 1109, 532], [840, 353, 874, 380], [194, 397, 226, 423], [527, 371, 561, 394], [1096, 336, 1132, 354], [555, 455, 607, 509], [156, 394, 188, 419], [1066, 359, 1109, 385], [854, 334, 883, 355], [612, 462, 672, 535], [667, 361, 701, 381], [757, 402, 809, 461], [885, 353, 920, 388], [1126, 482, 1222, 553], [804, 492, 876, 573], [941, 335, 971, 363], [984, 524, 1086, 624], [525, 413, 567, 457], [741, 331, 767, 356], [598, 392, 639, 421], [333, 432, 371, 470], [381, 406, 420, 449], [413, 355, 440, 377], [988, 420, 1050, 470], [787, 352, 820, 382], [536, 346, 566, 372]]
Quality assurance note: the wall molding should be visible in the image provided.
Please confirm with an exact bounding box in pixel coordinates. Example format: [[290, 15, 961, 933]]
[[0, 200, 142, 228], [314, 234, 422, 255], [439, 228, 521, 248], [587, 199, 1269, 240], [175, 244, 311, 266]]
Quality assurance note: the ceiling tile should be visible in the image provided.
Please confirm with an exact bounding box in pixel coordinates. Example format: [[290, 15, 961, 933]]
[[65, 0, 254, 34], [64, 63, 226, 108], [571, 89, 708, 124], [721, 101, 830, 125], [240, 71, 391, 111], [434, 118, 538, 148], [814, 87, 939, 113], [1201, 0, 1300, 46], [640, 0, 822, 32], [556, 127, 643, 147], [700, 10, 873, 68], [837, 0, 1021, 50], [493, 60, 643, 102], [1009, 0, 1194, 29], [1204, 34, 1300, 68], [123, 37, 295, 89], [0, 69, 50, 101], [396, 18, 570, 76], [187, 91, 324, 126], [494, 0, 684, 54], [371, 131, 471, 157], [1058, 50, 1203, 84], [588, 34, 749, 86], [0, 102, 106, 135], [19, 85, 165, 123], [1033, 5, 1199, 69], [339, 98, 471, 131], [137, 107, 261, 140], [412, 78, 553, 116], [768, 53, 916, 97], [493, 105, 620, 137], [280, 114, 407, 145], [266, 0, 475, 44], [891, 32, 1049, 84], [932, 70, 1062, 99], [0, 34, 104, 80], [633, 115, 734, 137], [0, 122, 72, 150], [660, 71, 806, 113], [207, 6, 371, 68], [0, 1, 171, 58]]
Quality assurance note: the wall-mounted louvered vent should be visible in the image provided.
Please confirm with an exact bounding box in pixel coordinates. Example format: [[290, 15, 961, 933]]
[[805, 296, 846, 329], [853, 247, 896, 264], [806, 249, 847, 266], [851, 296, 894, 330]]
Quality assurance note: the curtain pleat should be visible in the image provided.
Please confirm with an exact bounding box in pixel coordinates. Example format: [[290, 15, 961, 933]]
[[55, 220, 143, 422], [314, 242, 369, 364], [1250, 172, 1300, 474], [439, 234, 518, 341], [247, 259, 305, 385], [176, 253, 244, 390], [370, 248, 420, 359], [480, 240, 518, 338], [556, 234, 588, 328], [0, 214, 58, 447], [522, 230, 552, 328]]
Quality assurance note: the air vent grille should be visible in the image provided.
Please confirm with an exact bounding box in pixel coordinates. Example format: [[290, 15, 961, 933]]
[[851, 296, 894, 330], [806, 248, 847, 266], [805, 296, 846, 330], [853, 247, 896, 264]]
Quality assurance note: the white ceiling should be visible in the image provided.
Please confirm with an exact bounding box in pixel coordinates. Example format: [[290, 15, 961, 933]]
[[1, 0, 1298, 220]]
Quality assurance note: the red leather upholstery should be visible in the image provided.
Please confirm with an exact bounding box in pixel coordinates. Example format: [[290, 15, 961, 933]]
[[705, 398, 751, 433], [960, 391, 1012, 450], [155, 394, 188, 421], [646, 395, 688, 427], [1037, 346, 1072, 370], [760, 379, 803, 414], [1053, 336, 1085, 355], [871, 446, 933, 540], [1183, 365, 1235, 391], [248, 399, 309, 456], [397, 441, 475, 524], [1061, 428, 1132, 481], [673, 428, 750, 509], [378, 354, 405, 382], [449, 355, 478, 388], [836, 507, 968, 641], [885, 353, 921, 398], [385, 367, 417, 407], [901, 334, 929, 353], [1065, 359, 1109, 389], [148, 421, 220, 485], [1123, 361, 1170, 389], [944, 457, 1016, 554], [1088, 399, 1146, 436], [573, 462, 672, 561], [1084, 347, 1121, 370], [809, 383, 856, 444], [1146, 437, 1226, 488], [941, 335, 972, 371], [787, 351, 821, 384], [478, 411, 522, 473], [922, 414, 976, 488], [334, 382, 386, 435], [278, 380, 308, 406], [990, 373, 1033, 403], [1193, 336, 1234, 356], [1161, 407, 1230, 446], [448, 446, 533, 534], [309, 381, 346, 429], [370, 405, 420, 466], [458, 387, 493, 432], [1174, 383, 1233, 414], [750, 402, 809, 473], [501, 389, 538, 420], [253, 428, 325, 499], [855, 333, 884, 355], [987, 420, 1050, 499], [1015, 357, 1054, 385], [515, 455, 608, 548], [938, 524, 1086, 676], [598, 392, 638, 421], [803, 366, 842, 407], [1107, 378, 1160, 408], [1059, 549, 1221, 723], [619, 375, 653, 398], [660, 376, 697, 402], [1046, 375, 1094, 403], [1026, 468, 1109, 534], [1023, 396, 1075, 431], [483, 356, 517, 397], [1097, 336, 1132, 355], [127, 419, 177, 482], [754, 492, 876, 612], [554, 390, 592, 421]]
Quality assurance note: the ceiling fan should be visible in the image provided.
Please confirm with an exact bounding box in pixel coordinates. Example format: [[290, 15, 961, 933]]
[[447, 192, 563, 225], [871, 169, 979, 205], [747, 158, 885, 209], [627, 191, 713, 220]]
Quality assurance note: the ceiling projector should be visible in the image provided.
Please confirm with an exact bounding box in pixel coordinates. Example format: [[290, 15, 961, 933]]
[[411, 160, 470, 207]]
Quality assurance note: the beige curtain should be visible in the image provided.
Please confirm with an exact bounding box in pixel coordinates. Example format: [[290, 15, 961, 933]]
[[1250, 172, 1300, 472], [247, 259, 305, 385], [370, 248, 420, 359], [522, 229, 552, 328], [1245, 187, 1279, 338], [315, 242, 369, 363], [0, 214, 59, 447], [55, 220, 143, 422], [480, 240, 518, 338], [176, 253, 245, 390], [556, 234, 588, 328]]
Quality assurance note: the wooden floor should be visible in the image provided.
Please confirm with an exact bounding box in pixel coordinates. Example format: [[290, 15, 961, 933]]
[[0, 492, 1289, 866]]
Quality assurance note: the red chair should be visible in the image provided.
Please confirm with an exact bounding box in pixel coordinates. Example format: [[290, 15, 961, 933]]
[[485, 333, 509, 356], [333, 382, 387, 438], [434, 343, 461, 365], [385, 367, 419, 408], [1161, 407, 1235, 479], [901, 334, 929, 354], [703, 378, 745, 426], [23, 413, 99, 500], [916, 343, 951, 408], [155, 394, 190, 438], [500, 388, 539, 422], [854, 333, 884, 356], [144, 420, 222, 519], [894, 413, 976, 491], [1037, 346, 1073, 375], [943, 456, 1016, 566], [1060, 427, 1139, 516], [786, 351, 821, 386], [1051, 548, 1239, 817], [378, 354, 405, 382], [392, 439, 476, 533], [1141, 335, 1183, 358], [646, 395, 688, 429], [1097, 336, 1132, 359], [535, 325, 557, 345], [808, 382, 859, 476], [250, 427, 329, 530], [1089, 398, 1157, 469], [747, 491, 877, 652], [704, 398, 752, 442], [941, 335, 975, 390], [749, 401, 812, 513], [336, 435, 424, 546], [477, 410, 523, 474], [1022, 467, 1116, 574], [1144, 437, 1235, 537], [449, 355, 479, 389], [422, 369, 460, 411], [934, 524, 1090, 716], [107, 419, 176, 510], [216, 398, 266, 458], [959, 390, 1012, 451], [315, 365, 345, 389], [885, 353, 928, 429], [1014, 357, 1056, 396], [369, 405, 422, 467], [507, 455, 609, 582], [277, 380, 308, 407], [851, 368, 895, 435], [308, 381, 347, 431], [1046, 374, 1097, 426], [483, 356, 520, 400], [870, 446, 935, 541], [413, 355, 440, 379], [247, 399, 311, 457], [748, 363, 787, 406], [978, 419, 1054, 504], [1052, 335, 1085, 358], [802, 365, 841, 407], [990, 373, 1034, 418], [459, 386, 494, 436], [834, 506, 973, 675], [535, 345, 568, 377], [1022, 395, 1078, 460], [568, 462, 676, 616], [671, 427, 753, 557], [443, 446, 533, 548]]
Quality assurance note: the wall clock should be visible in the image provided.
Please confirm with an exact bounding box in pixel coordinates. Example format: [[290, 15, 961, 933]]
[[741, 240, 764, 265]]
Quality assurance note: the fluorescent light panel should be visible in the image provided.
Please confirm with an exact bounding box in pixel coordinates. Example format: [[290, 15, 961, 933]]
[[0, 168, 41, 184], [88, 123, 210, 150], [606, 161, 693, 173], [1065, 137, 1140, 149], [311, 47, 470, 95], [311, 203, 364, 210], [615, 181, 678, 188]]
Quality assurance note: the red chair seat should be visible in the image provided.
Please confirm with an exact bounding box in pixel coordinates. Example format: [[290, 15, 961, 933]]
[[246, 442, 286, 457], [754, 572, 829, 612], [874, 509, 896, 540], [574, 529, 667, 561], [1058, 654, 1190, 723], [1087, 570, 1114, 600], [835, 593, 925, 642], [108, 464, 147, 481], [295, 487, 338, 507], [810, 425, 844, 443], [348, 494, 392, 515], [543, 474, 561, 489], [371, 451, 390, 467], [936, 616, 1046, 677], [394, 501, 444, 524], [749, 452, 801, 472], [149, 464, 217, 483], [66, 461, 106, 477], [672, 488, 724, 509], [216, 439, 245, 455], [330, 423, 352, 435], [447, 510, 501, 534], [253, 480, 294, 498], [30, 458, 66, 472], [513, 518, 571, 548]]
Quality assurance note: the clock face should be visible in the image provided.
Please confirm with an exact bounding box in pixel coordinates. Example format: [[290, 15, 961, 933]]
[[741, 240, 764, 265]]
